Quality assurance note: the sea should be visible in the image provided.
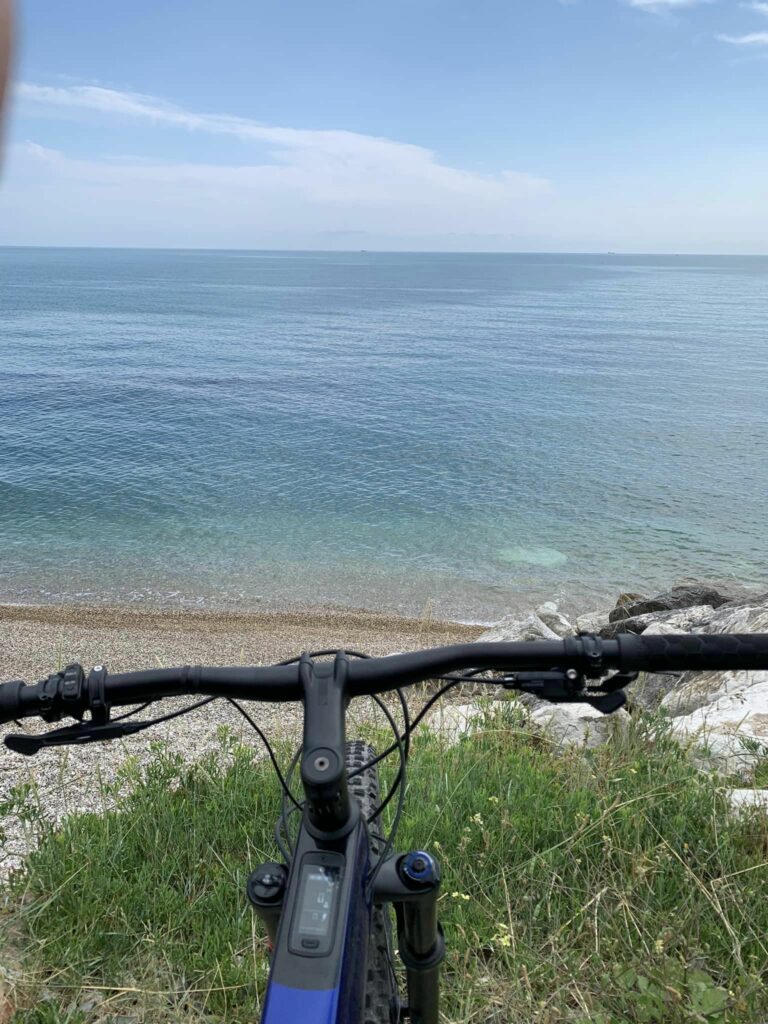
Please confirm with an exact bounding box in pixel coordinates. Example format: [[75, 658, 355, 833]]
[[0, 248, 766, 623]]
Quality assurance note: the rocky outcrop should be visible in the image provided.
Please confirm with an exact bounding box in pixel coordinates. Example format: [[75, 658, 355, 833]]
[[600, 604, 715, 639], [700, 601, 768, 635], [725, 788, 768, 815], [429, 703, 485, 744], [647, 598, 768, 776], [476, 612, 562, 644], [525, 701, 629, 751], [575, 609, 611, 634], [534, 602, 576, 638], [469, 583, 768, 779], [608, 582, 757, 623], [667, 679, 768, 775]]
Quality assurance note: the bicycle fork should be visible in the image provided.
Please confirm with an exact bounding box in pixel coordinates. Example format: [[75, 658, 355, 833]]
[[374, 849, 444, 1024]]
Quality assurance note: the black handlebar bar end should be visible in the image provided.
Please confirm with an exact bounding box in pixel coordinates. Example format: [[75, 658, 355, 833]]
[[0, 680, 25, 726]]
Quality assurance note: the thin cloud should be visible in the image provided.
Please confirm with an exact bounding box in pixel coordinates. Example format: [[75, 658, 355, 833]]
[[742, 1, 768, 12], [4, 86, 552, 248], [717, 30, 768, 43], [15, 82, 548, 198], [626, 0, 711, 10]]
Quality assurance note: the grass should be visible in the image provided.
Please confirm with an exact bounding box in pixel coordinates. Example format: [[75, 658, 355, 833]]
[[2, 706, 768, 1023]]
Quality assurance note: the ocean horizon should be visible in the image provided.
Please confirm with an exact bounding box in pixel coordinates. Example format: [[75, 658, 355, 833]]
[[1, 247, 766, 621]]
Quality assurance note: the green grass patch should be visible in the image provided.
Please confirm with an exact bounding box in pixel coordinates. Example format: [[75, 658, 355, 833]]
[[3, 709, 768, 1023]]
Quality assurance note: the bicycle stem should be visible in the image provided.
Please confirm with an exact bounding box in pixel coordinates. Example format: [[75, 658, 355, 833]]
[[299, 652, 357, 837]]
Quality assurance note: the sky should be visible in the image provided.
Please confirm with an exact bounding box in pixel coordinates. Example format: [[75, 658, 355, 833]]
[[0, 0, 767, 252]]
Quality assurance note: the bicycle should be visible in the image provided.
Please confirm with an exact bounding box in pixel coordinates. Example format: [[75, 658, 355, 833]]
[[2, 630, 767, 1023]]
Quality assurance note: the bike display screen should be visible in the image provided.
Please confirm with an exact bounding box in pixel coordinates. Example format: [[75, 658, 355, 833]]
[[296, 864, 341, 939]]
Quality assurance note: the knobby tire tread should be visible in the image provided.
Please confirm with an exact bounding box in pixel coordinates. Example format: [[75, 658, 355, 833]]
[[346, 740, 397, 1024]]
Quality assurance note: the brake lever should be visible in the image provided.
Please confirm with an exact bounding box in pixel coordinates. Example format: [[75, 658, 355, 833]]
[[5, 719, 147, 756], [500, 668, 637, 714], [581, 691, 627, 714], [588, 671, 638, 695]]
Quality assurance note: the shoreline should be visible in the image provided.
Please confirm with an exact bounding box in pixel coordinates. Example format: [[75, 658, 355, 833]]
[[0, 601, 483, 683]]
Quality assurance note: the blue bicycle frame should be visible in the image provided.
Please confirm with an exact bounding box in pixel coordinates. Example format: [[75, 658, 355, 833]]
[[260, 815, 372, 1023]]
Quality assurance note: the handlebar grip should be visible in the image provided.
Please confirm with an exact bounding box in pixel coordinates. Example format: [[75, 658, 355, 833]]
[[618, 633, 768, 673], [0, 680, 26, 725]]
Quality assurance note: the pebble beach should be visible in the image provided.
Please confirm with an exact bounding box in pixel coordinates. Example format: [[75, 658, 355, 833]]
[[0, 602, 479, 875]]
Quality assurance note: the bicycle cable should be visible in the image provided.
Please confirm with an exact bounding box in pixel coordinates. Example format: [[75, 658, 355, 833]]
[[226, 698, 303, 812], [346, 667, 490, 781], [365, 691, 406, 894]]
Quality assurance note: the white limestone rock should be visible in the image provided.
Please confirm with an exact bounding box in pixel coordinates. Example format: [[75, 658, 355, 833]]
[[725, 789, 768, 816], [667, 677, 768, 776], [527, 702, 629, 751], [600, 605, 715, 639], [575, 609, 611, 634], [476, 613, 561, 644], [534, 602, 575, 638], [428, 703, 485, 744]]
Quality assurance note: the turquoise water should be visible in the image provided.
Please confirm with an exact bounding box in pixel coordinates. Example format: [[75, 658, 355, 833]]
[[1, 248, 766, 621]]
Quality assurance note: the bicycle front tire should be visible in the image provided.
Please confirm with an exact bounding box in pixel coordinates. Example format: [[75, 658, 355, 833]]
[[346, 740, 398, 1024]]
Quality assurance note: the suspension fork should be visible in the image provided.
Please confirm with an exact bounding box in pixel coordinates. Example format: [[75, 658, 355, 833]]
[[374, 851, 444, 1024]]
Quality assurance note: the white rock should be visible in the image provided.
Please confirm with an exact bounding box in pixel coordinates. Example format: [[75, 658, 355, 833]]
[[477, 613, 561, 644], [535, 602, 575, 638], [428, 703, 485, 744], [428, 696, 627, 752], [660, 669, 768, 718], [641, 622, 689, 636], [528, 703, 629, 751], [575, 610, 610, 634], [701, 602, 768, 635], [725, 789, 768, 815], [604, 605, 715, 639], [659, 605, 715, 631], [668, 677, 768, 776]]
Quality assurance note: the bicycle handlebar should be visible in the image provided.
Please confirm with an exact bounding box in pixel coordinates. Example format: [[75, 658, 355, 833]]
[[2, 632, 768, 730]]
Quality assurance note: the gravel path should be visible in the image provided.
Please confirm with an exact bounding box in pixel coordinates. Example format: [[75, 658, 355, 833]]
[[0, 603, 479, 876]]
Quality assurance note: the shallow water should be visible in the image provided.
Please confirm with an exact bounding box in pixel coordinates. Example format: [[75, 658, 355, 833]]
[[1, 248, 766, 620]]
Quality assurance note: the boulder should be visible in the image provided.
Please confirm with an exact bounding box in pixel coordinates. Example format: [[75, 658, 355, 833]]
[[666, 677, 768, 777], [725, 789, 768, 816], [659, 598, 768, 718], [575, 609, 611, 634], [476, 613, 561, 644], [672, 578, 763, 608], [534, 602, 575, 638], [610, 593, 647, 621], [428, 703, 485, 744], [527, 702, 629, 751], [609, 584, 735, 623], [600, 605, 714, 640], [660, 669, 760, 718], [699, 601, 768, 636]]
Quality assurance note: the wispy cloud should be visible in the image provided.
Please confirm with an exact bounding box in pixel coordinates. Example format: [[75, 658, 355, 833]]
[[4, 83, 552, 248], [15, 83, 547, 199], [625, 0, 711, 10], [717, 30, 768, 43], [742, 1, 768, 13]]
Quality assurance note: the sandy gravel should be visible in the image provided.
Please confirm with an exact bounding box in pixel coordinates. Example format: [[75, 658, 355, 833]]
[[0, 603, 479, 875]]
